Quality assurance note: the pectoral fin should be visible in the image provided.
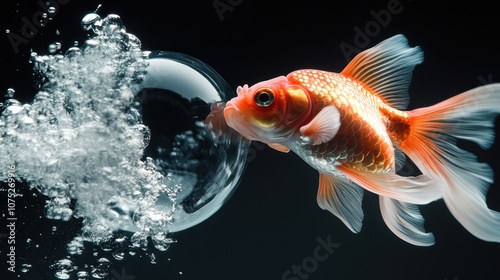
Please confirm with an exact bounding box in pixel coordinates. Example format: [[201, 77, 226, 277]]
[[300, 105, 341, 145], [268, 143, 290, 153], [317, 173, 364, 233]]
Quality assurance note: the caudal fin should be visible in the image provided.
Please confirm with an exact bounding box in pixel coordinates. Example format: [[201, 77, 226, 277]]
[[398, 84, 500, 243]]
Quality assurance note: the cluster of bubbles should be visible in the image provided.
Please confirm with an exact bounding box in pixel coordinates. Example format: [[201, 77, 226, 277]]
[[1, 10, 248, 279]]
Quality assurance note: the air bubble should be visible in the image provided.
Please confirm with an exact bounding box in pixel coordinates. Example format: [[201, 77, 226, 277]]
[[5, 88, 15, 98], [21, 263, 32, 273], [81, 13, 100, 31], [76, 270, 90, 280], [67, 237, 85, 255], [48, 43, 57, 53], [91, 258, 111, 279], [54, 259, 74, 279]]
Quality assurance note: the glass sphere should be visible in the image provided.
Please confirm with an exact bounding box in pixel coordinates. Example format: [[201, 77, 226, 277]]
[[128, 51, 249, 233]]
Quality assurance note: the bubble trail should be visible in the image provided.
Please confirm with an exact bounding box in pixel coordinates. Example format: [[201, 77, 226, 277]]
[[0, 9, 248, 278]]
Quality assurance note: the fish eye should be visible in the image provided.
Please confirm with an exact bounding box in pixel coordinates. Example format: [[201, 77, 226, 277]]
[[254, 89, 275, 107]]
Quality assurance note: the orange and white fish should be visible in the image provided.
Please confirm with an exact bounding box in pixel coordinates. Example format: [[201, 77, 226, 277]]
[[221, 34, 500, 246]]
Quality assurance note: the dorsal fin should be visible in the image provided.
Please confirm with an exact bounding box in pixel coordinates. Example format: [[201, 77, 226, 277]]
[[341, 34, 423, 110]]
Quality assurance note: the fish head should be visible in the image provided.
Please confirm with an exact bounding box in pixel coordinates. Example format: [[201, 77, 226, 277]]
[[224, 76, 312, 144]]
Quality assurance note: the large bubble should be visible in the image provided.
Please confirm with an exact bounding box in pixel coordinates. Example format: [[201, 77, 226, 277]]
[[0, 12, 248, 276], [122, 50, 249, 233]]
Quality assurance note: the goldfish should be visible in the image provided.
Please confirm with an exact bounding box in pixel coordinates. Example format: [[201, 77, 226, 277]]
[[215, 34, 500, 246]]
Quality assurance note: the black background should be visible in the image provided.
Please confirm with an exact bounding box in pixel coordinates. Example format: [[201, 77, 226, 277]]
[[1, 1, 500, 280]]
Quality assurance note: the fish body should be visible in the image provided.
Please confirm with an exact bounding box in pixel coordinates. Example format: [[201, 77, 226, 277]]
[[219, 34, 500, 246], [285, 69, 407, 175]]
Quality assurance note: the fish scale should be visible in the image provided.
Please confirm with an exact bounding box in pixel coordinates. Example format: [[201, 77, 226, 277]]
[[288, 69, 395, 174]]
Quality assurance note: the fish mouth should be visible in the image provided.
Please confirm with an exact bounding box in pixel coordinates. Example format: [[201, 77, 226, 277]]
[[223, 101, 243, 125], [223, 101, 259, 141]]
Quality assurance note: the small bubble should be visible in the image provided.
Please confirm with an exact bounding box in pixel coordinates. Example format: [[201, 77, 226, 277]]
[[131, 231, 148, 250], [5, 29, 10, 34], [84, 39, 99, 48], [48, 6, 56, 14], [54, 259, 74, 279], [67, 237, 84, 255], [91, 258, 111, 279], [81, 13, 100, 31], [112, 251, 125, 261], [5, 88, 15, 98], [30, 52, 38, 62], [3, 99, 23, 115], [21, 263, 32, 273], [52, 226, 57, 232], [76, 270, 89, 280], [48, 44, 57, 53], [42, 13, 48, 19]]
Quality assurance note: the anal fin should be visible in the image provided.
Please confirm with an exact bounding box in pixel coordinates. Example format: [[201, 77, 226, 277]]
[[338, 166, 444, 205]]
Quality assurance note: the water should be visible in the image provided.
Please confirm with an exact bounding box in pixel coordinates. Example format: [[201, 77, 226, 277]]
[[0, 12, 248, 278], [4, 3, 499, 280]]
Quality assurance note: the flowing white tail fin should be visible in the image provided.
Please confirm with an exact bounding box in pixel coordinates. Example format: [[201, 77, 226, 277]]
[[398, 84, 500, 243]]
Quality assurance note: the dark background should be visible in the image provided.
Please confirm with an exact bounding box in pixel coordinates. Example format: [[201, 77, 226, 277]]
[[1, 1, 500, 279]]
